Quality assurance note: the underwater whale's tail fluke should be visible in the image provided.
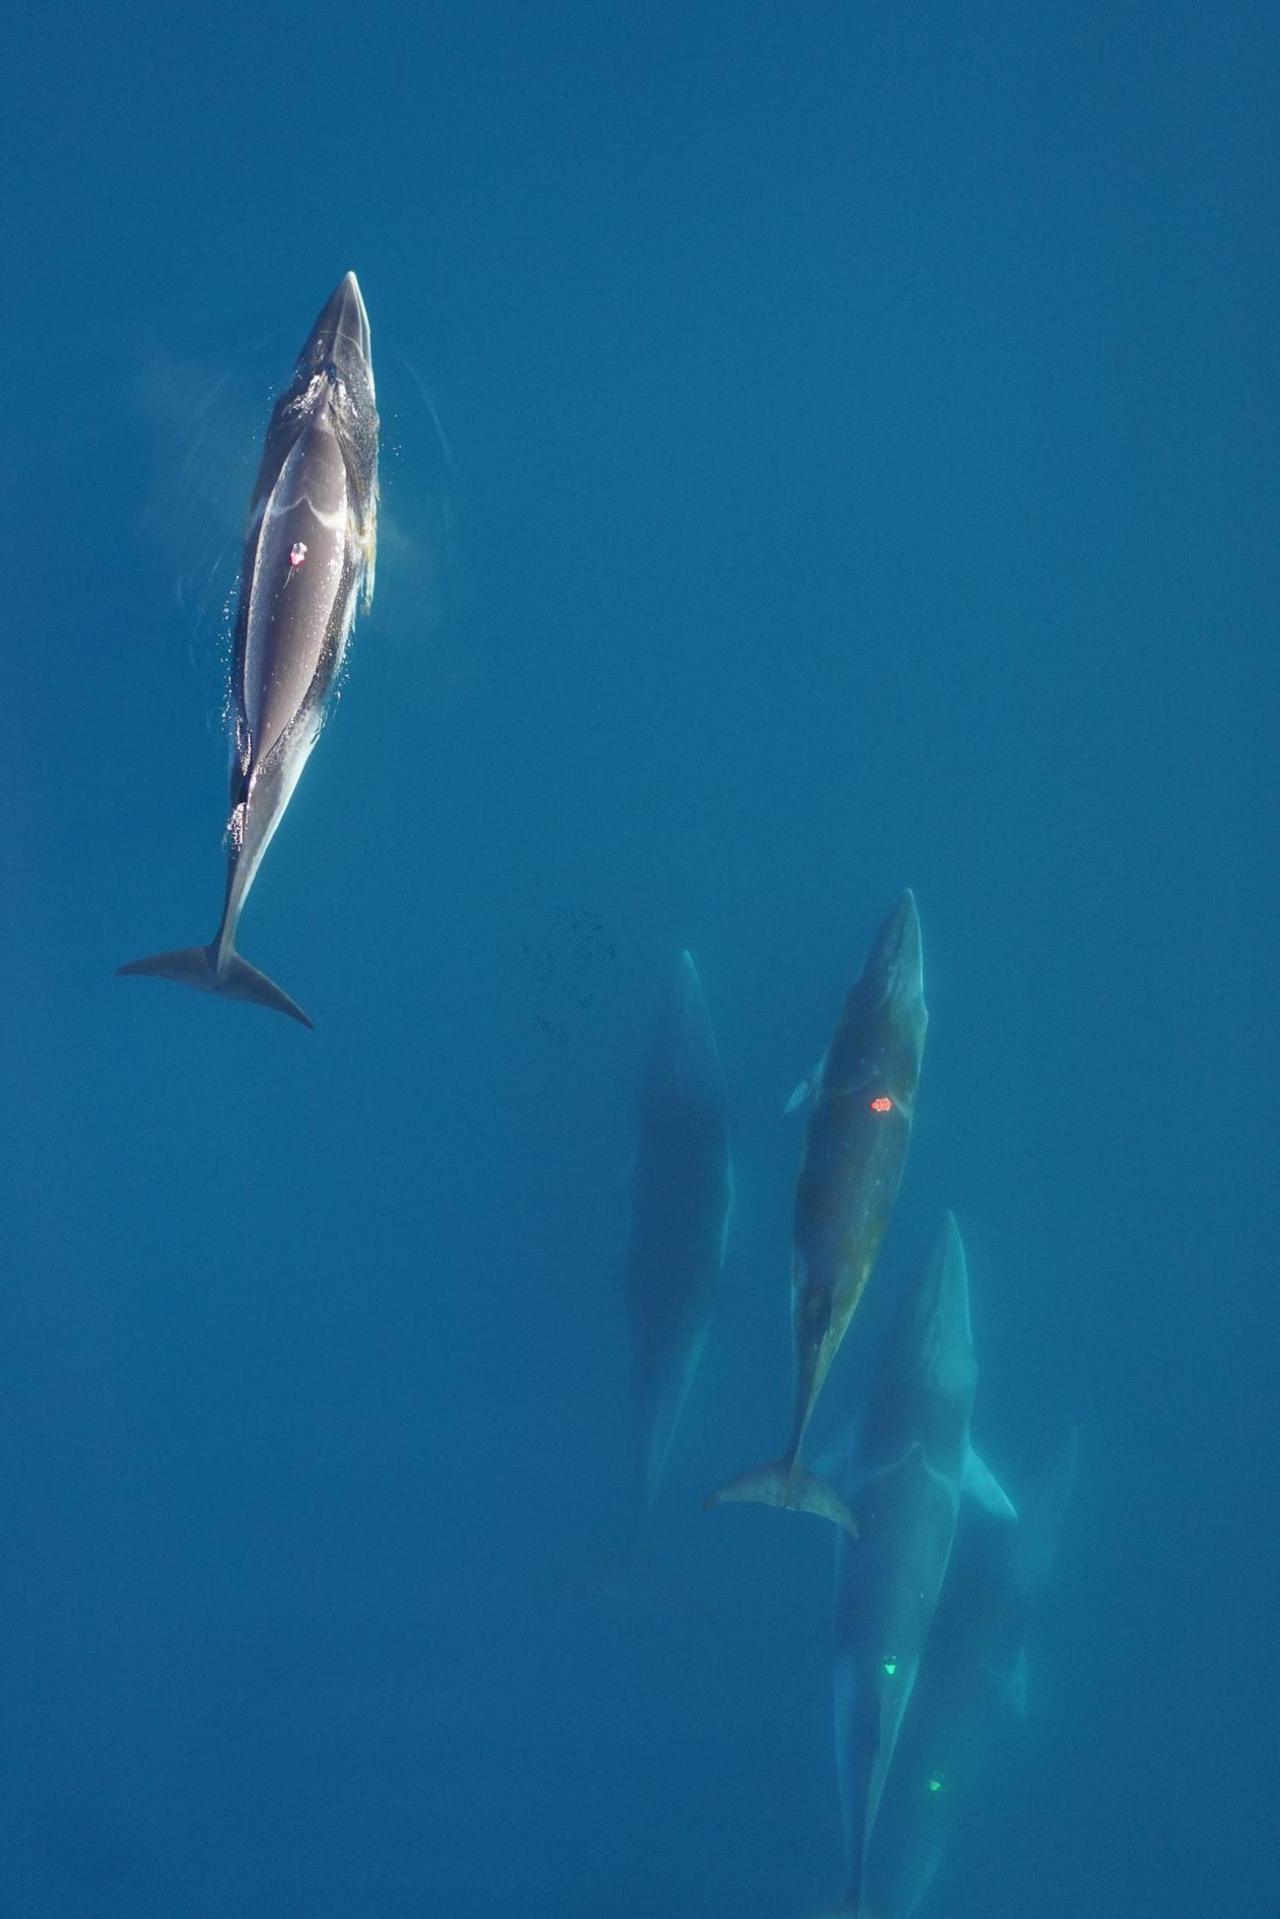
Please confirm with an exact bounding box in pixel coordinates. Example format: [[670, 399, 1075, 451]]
[[117, 943, 313, 1029], [703, 1459, 859, 1539]]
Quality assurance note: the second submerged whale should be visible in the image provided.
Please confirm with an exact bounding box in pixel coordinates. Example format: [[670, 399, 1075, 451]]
[[625, 950, 733, 1552], [860, 1428, 1077, 1917], [819, 1214, 979, 1915]]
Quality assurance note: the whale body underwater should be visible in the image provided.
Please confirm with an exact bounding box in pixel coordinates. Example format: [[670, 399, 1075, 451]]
[[706, 890, 928, 1536], [625, 950, 733, 1552], [119, 271, 380, 1029]]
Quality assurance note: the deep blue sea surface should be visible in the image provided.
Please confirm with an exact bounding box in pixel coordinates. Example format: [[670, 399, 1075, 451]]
[[3, 5, 1276, 1914]]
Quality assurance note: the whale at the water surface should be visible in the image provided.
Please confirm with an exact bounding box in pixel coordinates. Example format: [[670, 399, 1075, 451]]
[[118, 271, 380, 1029]]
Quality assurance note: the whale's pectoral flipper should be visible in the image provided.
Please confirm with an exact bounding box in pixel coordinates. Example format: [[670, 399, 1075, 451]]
[[704, 1460, 859, 1539], [783, 1051, 827, 1116], [116, 945, 313, 1029]]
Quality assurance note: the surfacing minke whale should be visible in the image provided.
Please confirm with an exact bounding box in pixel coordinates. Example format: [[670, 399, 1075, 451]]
[[118, 271, 379, 1028]]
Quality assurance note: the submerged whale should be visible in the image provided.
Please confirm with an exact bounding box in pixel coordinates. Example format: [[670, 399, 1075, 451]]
[[706, 892, 927, 1535], [859, 1430, 1077, 1918], [118, 271, 380, 1028], [818, 1213, 977, 1915], [625, 951, 732, 1551]]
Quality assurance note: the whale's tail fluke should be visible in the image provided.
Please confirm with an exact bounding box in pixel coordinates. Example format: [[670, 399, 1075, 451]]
[[703, 1459, 859, 1539], [117, 943, 313, 1029]]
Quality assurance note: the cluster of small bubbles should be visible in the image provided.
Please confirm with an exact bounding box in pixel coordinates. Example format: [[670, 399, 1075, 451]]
[[518, 905, 620, 1046]]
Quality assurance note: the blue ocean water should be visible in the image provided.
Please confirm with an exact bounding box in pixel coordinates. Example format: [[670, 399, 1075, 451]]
[[3, 4, 1276, 1914]]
